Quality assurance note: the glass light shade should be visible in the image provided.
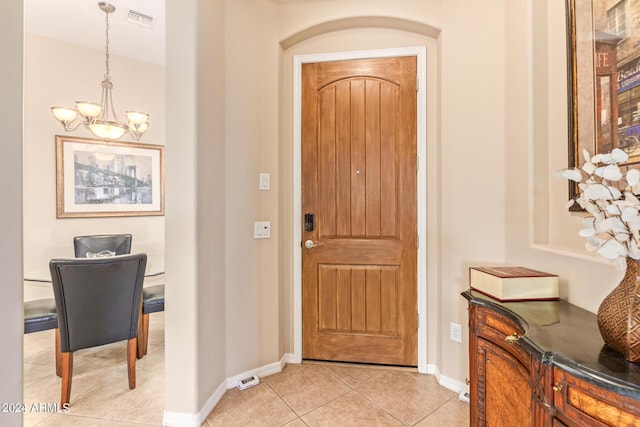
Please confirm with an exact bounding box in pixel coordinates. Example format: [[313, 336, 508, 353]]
[[129, 121, 149, 133], [88, 120, 128, 141], [76, 102, 103, 119], [51, 107, 78, 123], [126, 111, 149, 125]]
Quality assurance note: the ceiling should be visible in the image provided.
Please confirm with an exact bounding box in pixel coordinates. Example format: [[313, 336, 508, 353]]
[[25, 0, 165, 66]]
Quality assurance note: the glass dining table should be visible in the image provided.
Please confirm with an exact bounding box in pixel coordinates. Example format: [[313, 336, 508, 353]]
[[24, 254, 165, 283], [23, 255, 164, 308]]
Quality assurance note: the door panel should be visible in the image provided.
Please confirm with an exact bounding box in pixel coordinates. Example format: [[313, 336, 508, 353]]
[[317, 265, 399, 335], [302, 56, 417, 366], [318, 78, 399, 239]]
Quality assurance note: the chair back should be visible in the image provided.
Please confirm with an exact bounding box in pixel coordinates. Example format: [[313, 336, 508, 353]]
[[73, 234, 132, 258], [49, 253, 147, 353]]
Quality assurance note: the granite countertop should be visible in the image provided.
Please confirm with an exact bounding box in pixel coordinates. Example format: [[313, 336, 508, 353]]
[[462, 290, 640, 400]]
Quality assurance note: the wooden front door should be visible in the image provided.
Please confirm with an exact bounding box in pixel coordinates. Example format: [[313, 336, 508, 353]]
[[301, 56, 418, 366]]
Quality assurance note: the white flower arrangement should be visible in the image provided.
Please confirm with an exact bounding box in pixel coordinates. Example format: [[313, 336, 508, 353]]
[[556, 148, 640, 270]]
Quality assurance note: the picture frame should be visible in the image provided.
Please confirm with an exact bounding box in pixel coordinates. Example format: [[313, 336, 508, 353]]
[[566, 0, 640, 208], [55, 135, 165, 218]]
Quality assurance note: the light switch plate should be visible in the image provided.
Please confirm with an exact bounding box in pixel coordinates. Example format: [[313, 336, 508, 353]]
[[254, 221, 271, 239], [259, 173, 270, 191]]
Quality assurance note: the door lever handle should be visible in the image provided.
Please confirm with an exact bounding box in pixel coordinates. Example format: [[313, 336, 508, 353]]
[[304, 240, 320, 249]]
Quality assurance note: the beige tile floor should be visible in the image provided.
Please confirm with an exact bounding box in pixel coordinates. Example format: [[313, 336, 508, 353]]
[[23, 313, 469, 426], [23, 313, 166, 427], [204, 363, 469, 427]]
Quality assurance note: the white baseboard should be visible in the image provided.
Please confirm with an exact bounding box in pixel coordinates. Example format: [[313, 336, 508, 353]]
[[162, 380, 226, 427], [162, 410, 203, 427], [284, 352, 300, 364], [225, 355, 286, 389], [425, 363, 468, 394], [162, 355, 288, 426]]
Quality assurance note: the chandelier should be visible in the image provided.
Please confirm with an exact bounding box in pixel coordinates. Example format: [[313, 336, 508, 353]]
[[51, 2, 149, 142]]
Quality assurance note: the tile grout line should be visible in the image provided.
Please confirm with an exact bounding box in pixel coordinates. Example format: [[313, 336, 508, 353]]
[[402, 371, 461, 426], [350, 369, 458, 426], [263, 364, 361, 422], [409, 393, 462, 426], [351, 387, 408, 426], [304, 363, 409, 426], [261, 376, 308, 425]]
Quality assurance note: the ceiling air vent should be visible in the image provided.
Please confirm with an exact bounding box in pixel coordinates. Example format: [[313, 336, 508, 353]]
[[127, 9, 154, 28]]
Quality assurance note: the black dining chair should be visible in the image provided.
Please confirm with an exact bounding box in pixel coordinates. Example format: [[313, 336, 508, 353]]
[[24, 298, 58, 334], [73, 234, 132, 258], [24, 240, 132, 332], [50, 253, 147, 406], [24, 298, 61, 374], [137, 284, 165, 358], [73, 233, 162, 360]]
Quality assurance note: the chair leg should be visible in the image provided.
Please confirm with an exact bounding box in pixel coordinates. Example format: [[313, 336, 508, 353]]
[[55, 329, 62, 377], [60, 352, 73, 406], [136, 312, 150, 359], [127, 338, 137, 390], [137, 308, 144, 359], [143, 313, 150, 356]]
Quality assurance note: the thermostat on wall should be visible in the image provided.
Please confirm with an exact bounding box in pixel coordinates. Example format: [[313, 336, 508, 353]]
[[237, 375, 259, 390]]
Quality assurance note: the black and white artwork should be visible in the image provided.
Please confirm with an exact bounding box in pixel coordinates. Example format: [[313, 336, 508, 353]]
[[56, 135, 164, 218]]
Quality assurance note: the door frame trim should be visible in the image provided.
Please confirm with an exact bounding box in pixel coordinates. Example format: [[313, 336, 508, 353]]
[[292, 46, 428, 371]]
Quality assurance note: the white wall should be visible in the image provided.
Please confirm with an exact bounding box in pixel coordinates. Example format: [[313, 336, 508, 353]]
[[196, 0, 228, 411], [0, 2, 24, 426], [164, 0, 201, 418], [224, 0, 281, 377], [437, 0, 508, 380], [164, 0, 229, 419]]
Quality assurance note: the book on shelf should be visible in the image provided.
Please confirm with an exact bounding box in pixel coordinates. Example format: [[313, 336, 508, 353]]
[[469, 266, 559, 302]]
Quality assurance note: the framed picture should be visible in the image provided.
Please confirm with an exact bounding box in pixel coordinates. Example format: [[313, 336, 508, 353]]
[[566, 0, 640, 207], [56, 135, 165, 218]]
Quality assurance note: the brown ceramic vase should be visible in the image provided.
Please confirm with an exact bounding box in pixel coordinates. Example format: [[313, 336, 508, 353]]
[[597, 257, 640, 363]]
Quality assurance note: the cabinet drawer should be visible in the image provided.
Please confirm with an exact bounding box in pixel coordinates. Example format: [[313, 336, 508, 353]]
[[553, 368, 640, 426], [475, 305, 529, 363], [476, 305, 525, 338]]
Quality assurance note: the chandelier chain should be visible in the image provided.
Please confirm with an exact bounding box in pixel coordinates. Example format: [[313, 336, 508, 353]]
[[104, 3, 110, 80]]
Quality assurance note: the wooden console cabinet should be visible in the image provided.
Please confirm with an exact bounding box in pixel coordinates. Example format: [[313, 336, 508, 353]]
[[463, 291, 640, 426]]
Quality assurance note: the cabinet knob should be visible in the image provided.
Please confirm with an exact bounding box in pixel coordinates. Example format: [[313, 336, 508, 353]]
[[505, 332, 521, 344], [552, 383, 563, 392]]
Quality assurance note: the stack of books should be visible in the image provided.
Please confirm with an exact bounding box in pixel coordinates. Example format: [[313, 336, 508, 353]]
[[469, 266, 559, 302]]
